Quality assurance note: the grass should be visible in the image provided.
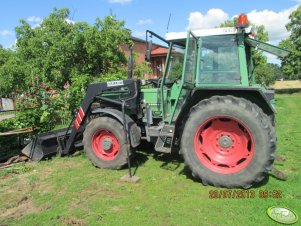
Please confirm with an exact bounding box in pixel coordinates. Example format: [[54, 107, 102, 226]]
[[0, 93, 301, 226], [271, 80, 301, 89]]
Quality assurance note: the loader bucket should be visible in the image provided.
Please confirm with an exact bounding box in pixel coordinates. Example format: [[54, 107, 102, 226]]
[[21, 128, 69, 161]]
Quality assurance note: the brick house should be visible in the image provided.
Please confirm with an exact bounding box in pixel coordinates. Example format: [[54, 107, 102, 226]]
[[121, 37, 168, 79]]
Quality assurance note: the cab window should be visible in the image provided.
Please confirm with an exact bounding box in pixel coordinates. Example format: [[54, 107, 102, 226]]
[[200, 35, 240, 84]]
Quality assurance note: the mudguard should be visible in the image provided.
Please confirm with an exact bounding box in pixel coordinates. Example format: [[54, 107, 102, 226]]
[[91, 108, 141, 148]]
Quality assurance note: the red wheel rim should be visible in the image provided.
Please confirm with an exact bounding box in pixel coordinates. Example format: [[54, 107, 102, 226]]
[[92, 130, 120, 161], [193, 116, 254, 174]]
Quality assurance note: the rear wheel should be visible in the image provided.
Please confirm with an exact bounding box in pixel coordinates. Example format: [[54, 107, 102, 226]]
[[83, 117, 128, 169], [181, 96, 276, 188]]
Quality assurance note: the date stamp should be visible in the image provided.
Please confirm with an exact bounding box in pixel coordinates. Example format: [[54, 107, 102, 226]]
[[209, 189, 283, 199]]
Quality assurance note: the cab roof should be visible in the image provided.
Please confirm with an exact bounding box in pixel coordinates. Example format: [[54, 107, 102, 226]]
[[165, 27, 252, 41]]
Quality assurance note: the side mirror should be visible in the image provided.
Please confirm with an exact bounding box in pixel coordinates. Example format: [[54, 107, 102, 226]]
[[145, 40, 152, 62]]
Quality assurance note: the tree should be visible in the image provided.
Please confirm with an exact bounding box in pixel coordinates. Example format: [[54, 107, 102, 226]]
[[15, 8, 132, 90], [246, 25, 273, 85], [220, 18, 240, 28], [279, 5, 301, 80], [0, 8, 133, 131], [269, 63, 285, 80], [0, 48, 27, 97], [254, 63, 278, 86]]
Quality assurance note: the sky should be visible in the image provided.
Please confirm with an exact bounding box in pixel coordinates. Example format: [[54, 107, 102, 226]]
[[0, 0, 300, 63]]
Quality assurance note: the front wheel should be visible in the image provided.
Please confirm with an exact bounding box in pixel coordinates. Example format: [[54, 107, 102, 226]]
[[181, 96, 276, 188], [83, 117, 128, 169]]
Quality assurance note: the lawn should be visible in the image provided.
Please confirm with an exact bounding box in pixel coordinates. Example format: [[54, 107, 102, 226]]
[[0, 93, 300, 226], [272, 80, 301, 89]]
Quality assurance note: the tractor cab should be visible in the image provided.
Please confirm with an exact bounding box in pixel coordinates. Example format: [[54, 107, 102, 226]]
[[165, 30, 241, 86], [145, 14, 289, 124]]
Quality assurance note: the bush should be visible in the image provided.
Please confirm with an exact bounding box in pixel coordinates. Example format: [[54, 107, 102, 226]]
[[14, 82, 70, 132], [0, 118, 20, 160], [10, 69, 128, 133]]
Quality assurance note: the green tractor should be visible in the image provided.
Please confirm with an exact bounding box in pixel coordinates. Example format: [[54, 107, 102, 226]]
[[22, 14, 289, 188]]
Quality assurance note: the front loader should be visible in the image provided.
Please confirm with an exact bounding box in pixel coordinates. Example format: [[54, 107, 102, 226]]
[[22, 79, 142, 162], [22, 14, 289, 188]]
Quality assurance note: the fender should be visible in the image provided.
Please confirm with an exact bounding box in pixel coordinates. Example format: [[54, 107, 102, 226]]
[[174, 87, 276, 130], [91, 108, 141, 148], [190, 87, 275, 115]]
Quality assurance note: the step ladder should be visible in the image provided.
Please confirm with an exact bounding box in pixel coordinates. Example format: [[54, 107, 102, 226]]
[[154, 124, 175, 153]]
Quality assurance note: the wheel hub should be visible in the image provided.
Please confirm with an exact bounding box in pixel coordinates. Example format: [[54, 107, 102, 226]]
[[218, 135, 232, 149], [193, 116, 255, 174], [92, 130, 120, 161], [102, 138, 113, 151]]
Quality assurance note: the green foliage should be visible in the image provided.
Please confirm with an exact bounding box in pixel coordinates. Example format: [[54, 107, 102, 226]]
[[169, 61, 183, 80], [220, 17, 239, 28], [0, 48, 26, 97], [94, 16, 132, 73], [67, 73, 93, 113], [96, 68, 127, 83], [254, 63, 276, 86], [128, 51, 152, 79], [0, 118, 21, 160], [69, 69, 128, 106], [269, 63, 285, 80], [0, 164, 34, 177], [15, 84, 70, 132], [133, 61, 152, 79], [0, 8, 132, 132], [279, 5, 301, 80], [251, 25, 269, 68], [14, 8, 131, 90], [0, 118, 17, 132]]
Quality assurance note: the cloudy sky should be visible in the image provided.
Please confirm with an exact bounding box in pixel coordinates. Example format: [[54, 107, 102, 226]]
[[0, 0, 300, 62]]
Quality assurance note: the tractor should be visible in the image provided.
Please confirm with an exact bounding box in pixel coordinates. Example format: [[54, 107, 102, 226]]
[[21, 14, 289, 188]]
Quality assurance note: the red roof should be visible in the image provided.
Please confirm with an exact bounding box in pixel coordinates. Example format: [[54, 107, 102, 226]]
[[151, 47, 168, 56]]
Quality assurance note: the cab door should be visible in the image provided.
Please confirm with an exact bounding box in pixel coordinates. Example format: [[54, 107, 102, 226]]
[[161, 31, 199, 123]]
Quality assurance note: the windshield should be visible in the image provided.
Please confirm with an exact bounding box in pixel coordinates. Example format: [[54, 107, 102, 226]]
[[165, 44, 185, 83], [200, 35, 241, 84]]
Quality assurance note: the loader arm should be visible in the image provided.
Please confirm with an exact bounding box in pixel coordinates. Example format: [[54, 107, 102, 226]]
[[62, 79, 139, 155], [22, 79, 140, 160]]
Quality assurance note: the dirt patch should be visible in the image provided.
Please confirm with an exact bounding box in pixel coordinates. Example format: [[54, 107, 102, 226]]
[[79, 182, 121, 199], [0, 174, 12, 180], [54, 159, 83, 168], [61, 216, 86, 226], [40, 158, 83, 177], [109, 206, 122, 212], [0, 196, 42, 221]]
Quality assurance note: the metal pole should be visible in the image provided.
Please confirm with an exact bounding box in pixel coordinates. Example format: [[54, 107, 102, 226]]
[[122, 100, 132, 177]]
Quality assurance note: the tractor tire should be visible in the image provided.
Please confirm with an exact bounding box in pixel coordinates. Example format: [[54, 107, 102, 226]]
[[83, 117, 128, 169], [181, 95, 276, 188]]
